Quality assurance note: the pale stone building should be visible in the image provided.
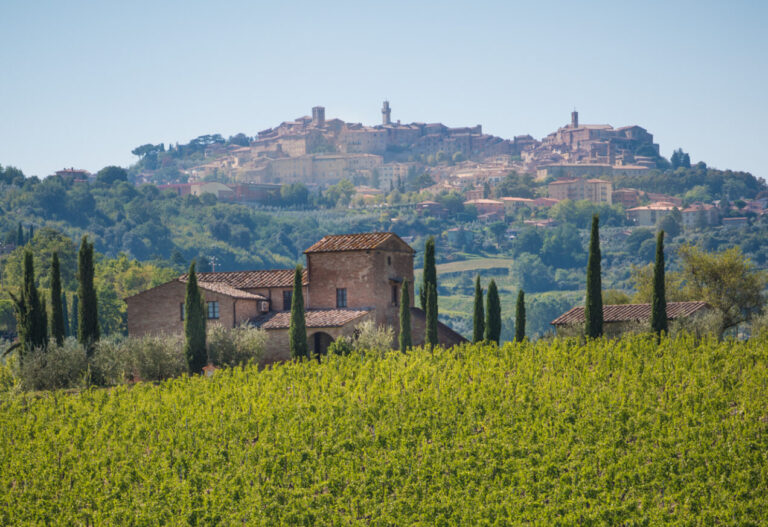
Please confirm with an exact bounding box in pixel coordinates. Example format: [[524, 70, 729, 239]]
[[548, 178, 612, 204]]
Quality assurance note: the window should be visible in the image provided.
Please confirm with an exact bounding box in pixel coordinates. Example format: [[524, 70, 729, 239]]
[[283, 290, 292, 310], [391, 285, 398, 306], [336, 288, 347, 308], [207, 301, 219, 319], [180, 303, 185, 321]]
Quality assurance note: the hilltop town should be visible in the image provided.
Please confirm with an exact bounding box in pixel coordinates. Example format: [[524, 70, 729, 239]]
[[128, 103, 662, 193]]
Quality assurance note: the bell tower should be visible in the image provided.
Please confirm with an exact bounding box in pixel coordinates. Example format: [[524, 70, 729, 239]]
[[382, 100, 391, 125]]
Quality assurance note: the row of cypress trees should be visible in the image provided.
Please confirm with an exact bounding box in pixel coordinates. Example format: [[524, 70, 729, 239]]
[[10, 236, 99, 359], [472, 277, 526, 344], [584, 215, 667, 338]]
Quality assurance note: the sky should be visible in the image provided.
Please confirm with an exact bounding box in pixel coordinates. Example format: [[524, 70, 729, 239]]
[[1, 0, 766, 180]]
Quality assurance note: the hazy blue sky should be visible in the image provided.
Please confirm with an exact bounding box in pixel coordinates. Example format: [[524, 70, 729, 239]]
[[1, 1, 766, 179]]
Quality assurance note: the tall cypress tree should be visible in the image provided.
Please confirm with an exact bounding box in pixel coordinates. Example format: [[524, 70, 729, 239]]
[[71, 294, 79, 338], [420, 236, 437, 310], [10, 250, 48, 355], [650, 230, 668, 336], [289, 265, 308, 359], [61, 292, 69, 338], [184, 261, 207, 373], [425, 282, 438, 348], [77, 236, 100, 353], [485, 279, 501, 344], [398, 280, 411, 352], [584, 215, 604, 338], [514, 290, 526, 343], [472, 276, 484, 343], [50, 252, 65, 346]]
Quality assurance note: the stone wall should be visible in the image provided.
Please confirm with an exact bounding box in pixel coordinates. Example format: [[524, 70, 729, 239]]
[[126, 281, 261, 337]]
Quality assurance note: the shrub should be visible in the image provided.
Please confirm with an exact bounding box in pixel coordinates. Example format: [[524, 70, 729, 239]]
[[91, 337, 135, 386], [328, 337, 354, 356], [353, 320, 394, 355], [207, 324, 267, 367], [14, 338, 88, 391], [130, 334, 187, 381]]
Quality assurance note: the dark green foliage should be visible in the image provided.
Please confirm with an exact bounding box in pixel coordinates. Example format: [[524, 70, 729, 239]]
[[70, 294, 78, 338], [515, 290, 526, 343], [399, 280, 411, 352], [61, 293, 69, 338], [651, 231, 668, 335], [183, 262, 207, 374], [420, 236, 436, 310], [77, 237, 100, 353], [10, 251, 48, 355], [425, 283, 438, 348], [472, 276, 484, 343], [484, 279, 501, 344], [50, 252, 65, 346], [585, 215, 603, 338], [289, 265, 308, 359]]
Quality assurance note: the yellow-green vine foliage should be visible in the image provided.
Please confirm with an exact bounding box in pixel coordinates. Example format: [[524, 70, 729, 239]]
[[1, 334, 767, 524]]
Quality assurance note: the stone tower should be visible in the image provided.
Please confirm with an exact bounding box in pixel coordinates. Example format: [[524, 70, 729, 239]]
[[382, 101, 391, 125], [312, 106, 325, 127]]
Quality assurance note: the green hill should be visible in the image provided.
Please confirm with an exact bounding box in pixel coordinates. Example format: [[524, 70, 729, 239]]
[[2, 335, 767, 524]]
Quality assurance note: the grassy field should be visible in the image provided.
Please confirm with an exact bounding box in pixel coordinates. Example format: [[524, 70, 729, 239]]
[[2, 335, 767, 525], [416, 256, 516, 277]]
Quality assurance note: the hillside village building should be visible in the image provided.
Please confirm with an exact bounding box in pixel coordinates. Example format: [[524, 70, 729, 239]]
[[548, 178, 613, 204], [126, 233, 466, 360]]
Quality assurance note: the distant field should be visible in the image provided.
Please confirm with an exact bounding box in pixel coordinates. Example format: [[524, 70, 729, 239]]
[[2, 336, 766, 524], [416, 256, 515, 277]]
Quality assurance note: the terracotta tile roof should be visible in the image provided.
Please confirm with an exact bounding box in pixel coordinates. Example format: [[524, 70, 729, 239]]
[[551, 301, 709, 326], [193, 281, 267, 300], [304, 232, 413, 254], [179, 269, 308, 289], [252, 308, 371, 329]]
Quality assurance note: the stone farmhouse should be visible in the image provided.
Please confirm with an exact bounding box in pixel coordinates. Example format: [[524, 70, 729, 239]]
[[126, 232, 466, 359], [551, 302, 709, 337]]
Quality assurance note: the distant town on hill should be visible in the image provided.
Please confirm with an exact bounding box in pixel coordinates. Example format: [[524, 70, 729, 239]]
[[123, 103, 667, 190]]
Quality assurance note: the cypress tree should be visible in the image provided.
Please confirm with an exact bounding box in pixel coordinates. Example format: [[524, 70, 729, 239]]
[[472, 275, 484, 343], [77, 236, 100, 354], [61, 292, 69, 338], [425, 282, 438, 348], [420, 236, 437, 310], [398, 280, 411, 352], [584, 215, 604, 338], [183, 261, 207, 373], [71, 294, 79, 338], [289, 265, 308, 359], [514, 290, 526, 343], [50, 252, 65, 346], [650, 230, 668, 336], [16, 222, 24, 246], [485, 279, 501, 344], [10, 250, 48, 355]]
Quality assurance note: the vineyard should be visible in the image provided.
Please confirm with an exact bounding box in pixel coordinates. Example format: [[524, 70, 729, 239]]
[[1, 335, 767, 525]]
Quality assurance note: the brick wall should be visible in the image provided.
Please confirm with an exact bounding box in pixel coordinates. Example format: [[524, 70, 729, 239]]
[[306, 241, 414, 330], [126, 281, 261, 337]]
